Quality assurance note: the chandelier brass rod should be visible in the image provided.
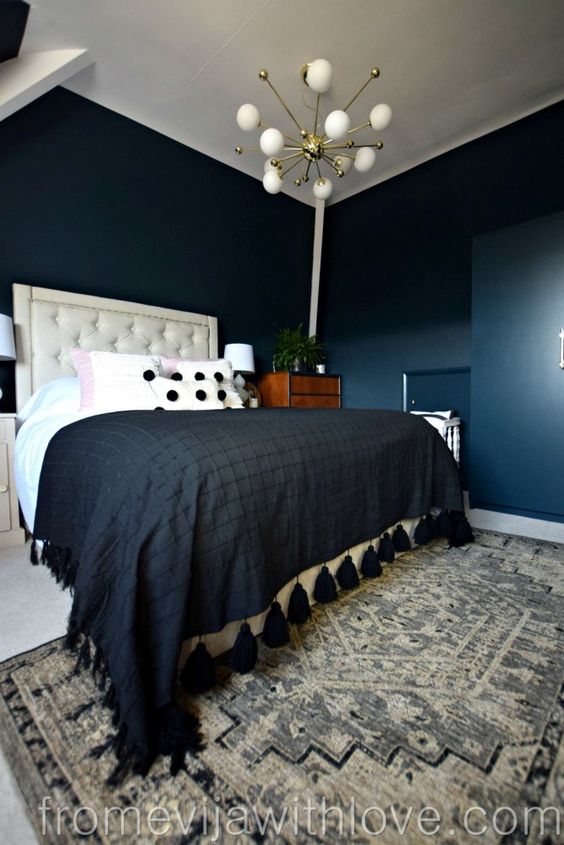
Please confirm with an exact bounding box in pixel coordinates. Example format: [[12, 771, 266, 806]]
[[264, 77, 304, 134], [323, 143, 355, 150], [303, 161, 312, 180], [276, 152, 304, 163], [315, 161, 322, 181], [347, 121, 371, 134], [284, 135, 305, 146], [342, 73, 377, 113], [235, 146, 261, 153], [321, 154, 340, 171], [314, 93, 321, 135], [280, 157, 304, 178]]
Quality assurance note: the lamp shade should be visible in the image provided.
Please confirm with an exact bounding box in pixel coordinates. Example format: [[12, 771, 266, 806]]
[[0, 314, 15, 360], [224, 343, 255, 374]]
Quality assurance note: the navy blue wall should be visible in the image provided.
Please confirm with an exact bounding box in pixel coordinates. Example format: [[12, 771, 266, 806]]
[[0, 88, 314, 409], [471, 212, 564, 522], [319, 100, 564, 412]]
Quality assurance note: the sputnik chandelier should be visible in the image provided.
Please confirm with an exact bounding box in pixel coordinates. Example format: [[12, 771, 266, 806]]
[[235, 58, 392, 200]]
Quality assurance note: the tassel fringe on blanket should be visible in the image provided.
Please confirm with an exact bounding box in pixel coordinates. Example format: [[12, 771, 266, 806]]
[[32, 513, 473, 780]]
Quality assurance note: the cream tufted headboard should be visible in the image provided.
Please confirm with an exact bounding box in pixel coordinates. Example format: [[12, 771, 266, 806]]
[[13, 284, 218, 412]]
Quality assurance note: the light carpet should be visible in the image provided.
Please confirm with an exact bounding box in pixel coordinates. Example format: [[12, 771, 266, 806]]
[[0, 530, 563, 844]]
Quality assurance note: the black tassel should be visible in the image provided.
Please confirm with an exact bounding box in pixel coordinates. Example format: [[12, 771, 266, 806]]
[[449, 511, 475, 547], [73, 637, 91, 674], [414, 518, 431, 546], [229, 622, 257, 673], [89, 736, 114, 759], [313, 565, 337, 604], [61, 559, 78, 590], [378, 532, 395, 563], [425, 513, 438, 539], [157, 702, 203, 775], [107, 754, 133, 788], [180, 642, 216, 694], [262, 601, 289, 648], [436, 510, 454, 540], [92, 647, 105, 679], [336, 554, 359, 590], [103, 682, 116, 709], [360, 545, 382, 578], [392, 524, 411, 552], [30, 540, 39, 565], [64, 616, 80, 651], [287, 581, 311, 624]]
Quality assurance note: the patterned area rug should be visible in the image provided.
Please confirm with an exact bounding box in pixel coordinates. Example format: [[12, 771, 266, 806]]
[[1, 530, 563, 844]]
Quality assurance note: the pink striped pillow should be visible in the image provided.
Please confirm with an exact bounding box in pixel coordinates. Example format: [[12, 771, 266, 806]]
[[70, 347, 95, 409]]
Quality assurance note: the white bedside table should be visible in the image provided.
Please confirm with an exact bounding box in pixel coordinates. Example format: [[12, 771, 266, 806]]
[[0, 413, 25, 547]]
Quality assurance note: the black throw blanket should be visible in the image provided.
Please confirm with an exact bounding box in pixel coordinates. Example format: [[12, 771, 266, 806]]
[[33, 408, 463, 773]]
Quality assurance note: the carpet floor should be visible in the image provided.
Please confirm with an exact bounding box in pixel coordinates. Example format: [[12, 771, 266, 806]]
[[1, 530, 563, 844]]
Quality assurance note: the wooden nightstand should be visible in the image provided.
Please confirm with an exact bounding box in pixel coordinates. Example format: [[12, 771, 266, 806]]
[[258, 372, 341, 408], [0, 414, 25, 547]]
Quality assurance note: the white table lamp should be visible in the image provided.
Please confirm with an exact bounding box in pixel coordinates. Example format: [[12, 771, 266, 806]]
[[0, 314, 16, 401], [224, 343, 255, 402]]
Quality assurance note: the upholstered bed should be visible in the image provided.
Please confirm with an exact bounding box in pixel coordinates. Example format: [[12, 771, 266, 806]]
[[14, 283, 467, 777]]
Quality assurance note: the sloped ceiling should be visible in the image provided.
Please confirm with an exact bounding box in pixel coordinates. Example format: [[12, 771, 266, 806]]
[[17, 0, 564, 206]]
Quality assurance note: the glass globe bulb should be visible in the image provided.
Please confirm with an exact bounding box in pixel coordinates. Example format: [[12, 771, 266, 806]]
[[305, 58, 333, 93], [313, 177, 333, 200], [369, 103, 392, 131], [324, 110, 351, 142], [236, 103, 260, 131], [263, 170, 283, 194], [353, 147, 377, 172], [260, 128, 284, 157]]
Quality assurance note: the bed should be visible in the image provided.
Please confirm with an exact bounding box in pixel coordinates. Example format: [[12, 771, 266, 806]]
[[13, 283, 467, 778]]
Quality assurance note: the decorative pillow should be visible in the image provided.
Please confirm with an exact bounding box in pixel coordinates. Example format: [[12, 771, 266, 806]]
[[71, 350, 163, 412], [174, 359, 244, 408], [142, 369, 224, 410], [18, 376, 81, 423]]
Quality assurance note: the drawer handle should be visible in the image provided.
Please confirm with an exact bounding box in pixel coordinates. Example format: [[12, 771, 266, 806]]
[[0, 484, 8, 494]]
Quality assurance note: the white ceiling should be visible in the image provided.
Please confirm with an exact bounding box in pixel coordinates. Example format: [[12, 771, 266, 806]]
[[20, 0, 564, 207]]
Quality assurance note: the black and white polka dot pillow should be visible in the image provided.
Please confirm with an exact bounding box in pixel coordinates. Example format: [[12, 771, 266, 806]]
[[142, 370, 224, 410], [174, 359, 244, 408]]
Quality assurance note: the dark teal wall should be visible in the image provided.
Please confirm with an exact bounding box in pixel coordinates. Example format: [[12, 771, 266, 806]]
[[319, 100, 564, 412], [0, 88, 314, 409], [318, 100, 564, 506], [471, 212, 564, 522]]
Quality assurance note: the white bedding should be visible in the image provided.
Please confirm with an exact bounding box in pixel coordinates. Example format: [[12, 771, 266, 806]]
[[15, 409, 97, 532]]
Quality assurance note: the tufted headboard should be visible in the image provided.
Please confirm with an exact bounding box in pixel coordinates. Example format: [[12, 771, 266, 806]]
[[13, 284, 218, 412]]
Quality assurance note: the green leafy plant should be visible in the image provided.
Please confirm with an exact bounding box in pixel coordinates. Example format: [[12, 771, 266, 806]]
[[273, 323, 325, 372]]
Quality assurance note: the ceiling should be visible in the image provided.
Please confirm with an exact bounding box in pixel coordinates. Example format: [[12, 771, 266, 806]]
[[18, 0, 564, 206]]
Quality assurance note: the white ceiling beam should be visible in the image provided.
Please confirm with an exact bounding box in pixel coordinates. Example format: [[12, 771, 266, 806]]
[[0, 49, 93, 122]]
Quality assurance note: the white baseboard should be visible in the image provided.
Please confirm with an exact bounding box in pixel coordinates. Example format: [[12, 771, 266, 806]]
[[463, 494, 564, 542]]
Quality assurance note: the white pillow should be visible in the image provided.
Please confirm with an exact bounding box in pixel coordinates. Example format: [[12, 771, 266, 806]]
[[18, 377, 81, 424], [174, 359, 244, 408], [87, 351, 163, 411]]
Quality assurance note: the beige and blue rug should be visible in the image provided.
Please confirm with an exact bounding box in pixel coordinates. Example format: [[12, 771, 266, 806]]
[[1, 530, 563, 844]]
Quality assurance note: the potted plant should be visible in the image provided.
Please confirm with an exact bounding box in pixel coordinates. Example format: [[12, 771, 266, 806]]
[[273, 324, 325, 373]]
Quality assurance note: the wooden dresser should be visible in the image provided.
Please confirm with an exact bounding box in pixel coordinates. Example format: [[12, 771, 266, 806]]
[[258, 373, 341, 408]]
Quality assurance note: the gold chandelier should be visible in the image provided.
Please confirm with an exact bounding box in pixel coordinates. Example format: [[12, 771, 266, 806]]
[[235, 58, 392, 200]]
